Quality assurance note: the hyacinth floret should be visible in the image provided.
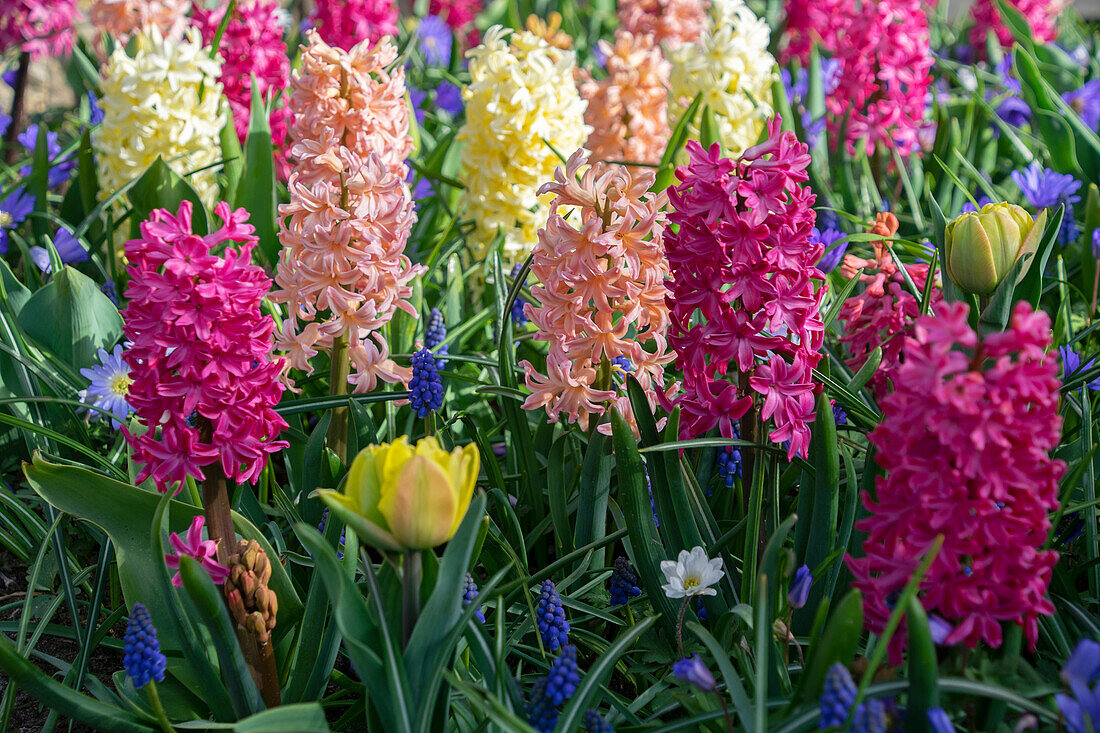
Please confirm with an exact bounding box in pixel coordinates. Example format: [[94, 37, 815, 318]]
[[970, 0, 1063, 51], [164, 516, 231, 588], [838, 212, 941, 396], [536, 579, 570, 651], [92, 27, 224, 210], [273, 32, 424, 393], [668, 0, 776, 158], [425, 307, 449, 369], [663, 121, 825, 459], [123, 603, 167, 688], [1, 0, 77, 59], [608, 556, 642, 605], [616, 0, 708, 50], [527, 677, 559, 733], [463, 572, 485, 623], [545, 646, 581, 706], [520, 151, 677, 435], [847, 301, 1064, 661], [429, 0, 482, 45], [88, 0, 190, 41], [309, 0, 397, 51], [193, 0, 292, 181], [580, 30, 671, 166], [409, 348, 444, 417], [122, 201, 288, 492], [458, 26, 589, 264]]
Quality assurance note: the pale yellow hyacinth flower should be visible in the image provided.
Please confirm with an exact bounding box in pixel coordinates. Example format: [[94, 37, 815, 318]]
[[93, 26, 225, 210], [667, 0, 776, 158], [458, 26, 589, 265]]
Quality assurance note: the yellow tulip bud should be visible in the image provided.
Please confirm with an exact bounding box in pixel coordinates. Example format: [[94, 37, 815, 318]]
[[945, 202, 1044, 296], [317, 436, 479, 551]]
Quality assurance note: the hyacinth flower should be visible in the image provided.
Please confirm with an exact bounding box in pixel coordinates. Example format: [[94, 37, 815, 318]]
[[847, 301, 1064, 662], [837, 212, 942, 396], [667, 0, 776, 159], [164, 516, 231, 588], [88, 0, 190, 41], [0, 0, 77, 59], [123, 201, 287, 572], [309, 0, 397, 51], [579, 31, 671, 166], [970, 0, 1062, 52], [430, 0, 482, 45], [458, 26, 589, 264], [616, 0, 708, 50], [273, 31, 423, 460], [663, 120, 826, 460], [520, 151, 677, 434], [193, 0, 292, 180], [92, 27, 224, 210]]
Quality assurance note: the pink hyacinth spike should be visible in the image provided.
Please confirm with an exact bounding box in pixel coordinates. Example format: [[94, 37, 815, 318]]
[[164, 516, 231, 588]]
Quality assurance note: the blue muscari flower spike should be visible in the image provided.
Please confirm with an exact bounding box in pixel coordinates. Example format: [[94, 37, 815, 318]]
[[510, 262, 529, 326], [928, 708, 955, 733], [123, 603, 167, 689], [832, 403, 848, 425], [536, 579, 570, 651], [820, 663, 857, 728], [545, 645, 581, 706], [409, 348, 444, 417], [695, 597, 707, 621], [716, 423, 742, 490], [585, 710, 615, 733], [608, 556, 641, 606], [425, 307, 449, 370], [463, 572, 485, 623], [610, 356, 632, 373], [527, 677, 559, 733], [852, 698, 889, 733]]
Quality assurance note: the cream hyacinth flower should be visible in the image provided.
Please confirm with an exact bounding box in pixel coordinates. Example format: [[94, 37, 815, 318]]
[[92, 26, 224, 210], [667, 0, 776, 158], [660, 546, 724, 598], [458, 26, 590, 265]]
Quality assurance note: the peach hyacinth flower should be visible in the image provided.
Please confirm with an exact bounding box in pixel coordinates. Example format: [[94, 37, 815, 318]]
[[273, 31, 423, 392], [88, 0, 190, 41]]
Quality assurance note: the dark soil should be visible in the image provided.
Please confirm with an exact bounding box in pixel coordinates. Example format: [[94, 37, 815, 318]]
[[0, 547, 125, 733]]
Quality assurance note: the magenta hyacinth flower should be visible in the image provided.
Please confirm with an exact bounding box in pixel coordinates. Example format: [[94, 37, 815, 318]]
[[847, 301, 1064, 662], [663, 118, 826, 459], [122, 201, 289, 493], [164, 516, 230, 588]]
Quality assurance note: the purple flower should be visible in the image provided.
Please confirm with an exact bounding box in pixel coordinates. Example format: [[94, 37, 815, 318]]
[[995, 54, 1021, 94], [961, 194, 993, 214], [1, 69, 15, 88], [672, 655, 716, 692], [87, 91, 104, 126], [799, 108, 825, 150], [1060, 346, 1100, 390], [813, 227, 847, 273], [78, 344, 135, 429], [1064, 80, 1100, 130], [1011, 161, 1082, 209], [0, 113, 9, 137], [416, 15, 453, 67], [17, 124, 75, 188], [0, 187, 35, 254], [30, 228, 89, 273], [928, 614, 954, 645], [787, 564, 812, 609], [1059, 639, 1100, 733], [928, 708, 954, 733], [782, 67, 808, 103], [592, 43, 608, 68], [409, 88, 427, 126], [436, 81, 463, 116], [822, 58, 841, 95], [123, 603, 166, 688], [995, 95, 1031, 127], [1092, 228, 1100, 259]]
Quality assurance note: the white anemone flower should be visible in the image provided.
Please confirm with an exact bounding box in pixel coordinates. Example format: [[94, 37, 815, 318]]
[[660, 546, 724, 599]]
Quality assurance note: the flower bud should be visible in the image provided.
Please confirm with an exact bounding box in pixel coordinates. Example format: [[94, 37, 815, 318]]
[[787, 564, 813, 609], [945, 202, 1043, 296], [318, 436, 480, 551]]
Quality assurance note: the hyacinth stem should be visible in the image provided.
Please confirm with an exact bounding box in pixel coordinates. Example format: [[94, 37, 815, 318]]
[[144, 681, 175, 733], [717, 696, 734, 733], [257, 638, 281, 708], [2, 53, 29, 164], [402, 550, 422, 647], [199, 421, 235, 567], [327, 332, 350, 464]]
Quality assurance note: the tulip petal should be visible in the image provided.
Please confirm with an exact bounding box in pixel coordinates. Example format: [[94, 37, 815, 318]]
[[446, 443, 480, 539], [346, 445, 388, 530], [378, 455, 458, 550], [315, 488, 403, 551]]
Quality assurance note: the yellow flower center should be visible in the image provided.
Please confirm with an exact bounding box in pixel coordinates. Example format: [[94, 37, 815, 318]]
[[110, 374, 132, 396], [0, 211, 11, 228], [682, 577, 700, 591]]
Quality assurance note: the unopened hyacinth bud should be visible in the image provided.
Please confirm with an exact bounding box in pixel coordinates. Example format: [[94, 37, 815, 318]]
[[788, 564, 813, 609], [123, 603, 166, 688], [945, 202, 1044, 296], [536, 579, 570, 651], [225, 540, 278, 643], [672, 654, 716, 692]]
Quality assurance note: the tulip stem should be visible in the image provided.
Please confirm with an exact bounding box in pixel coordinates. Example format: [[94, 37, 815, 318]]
[[328, 333, 351, 464], [402, 550, 422, 647]]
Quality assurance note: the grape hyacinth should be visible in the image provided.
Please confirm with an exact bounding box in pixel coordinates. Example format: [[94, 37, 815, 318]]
[[520, 151, 676, 435], [409, 349, 444, 418], [122, 603, 166, 688], [425, 308, 449, 369], [608, 556, 642, 606], [847, 301, 1064, 660], [536, 579, 570, 651], [463, 572, 485, 623], [663, 121, 826, 460], [122, 201, 288, 492], [820, 663, 858, 728], [509, 263, 530, 327], [788, 565, 813, 609], [544, 646, 581, 706], [585, 710, 615, 733], [1057, 638, 1100, 733], [527, 677, 559, 733]]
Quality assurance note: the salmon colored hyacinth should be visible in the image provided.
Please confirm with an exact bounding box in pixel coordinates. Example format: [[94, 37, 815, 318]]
[[520, 151, 677, 434], [88, 0, 190, 41], [92, 27, 224, 210], [616, 0, 709, 51], [273, 31, 423, 393], [667, 0, 776, 159], [580, 31, 671, 166], [458, 26, 590, 265], [848, 301, 1063, 662], [0, 0, 77, 59]]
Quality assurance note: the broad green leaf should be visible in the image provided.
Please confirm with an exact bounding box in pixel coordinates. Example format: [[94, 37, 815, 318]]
[[234, 81, 279, 266], [17, 266, 122, 371], [128, 157, 209, 237]]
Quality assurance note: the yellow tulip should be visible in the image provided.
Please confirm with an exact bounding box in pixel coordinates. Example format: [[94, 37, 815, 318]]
[[945, 202, 1045, 296], [317, 436, 479, 551]]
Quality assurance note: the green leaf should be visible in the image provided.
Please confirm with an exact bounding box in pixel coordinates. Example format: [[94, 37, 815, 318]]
[[233, 704, 330, 733], [21, 456, 302, 654], [128, 157, 209, 238], [904, 595, 939, 733], [220, 113, 243, 203], [572, 432, 612, 570], [233, 83, 279, 267], [793, 589, 864, 705], [794, 393, 840, 631], [17, 266, 122, 371], [654, 93, 703, 192]]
